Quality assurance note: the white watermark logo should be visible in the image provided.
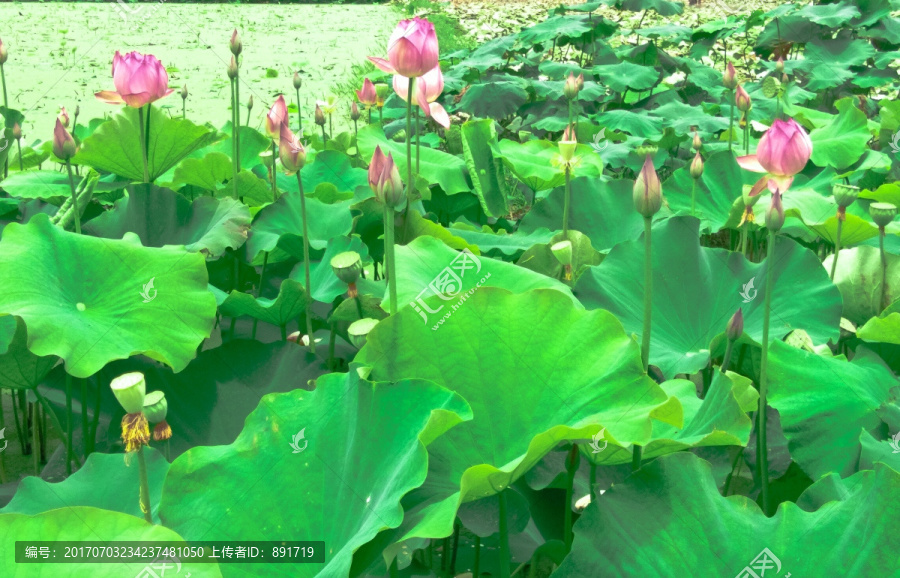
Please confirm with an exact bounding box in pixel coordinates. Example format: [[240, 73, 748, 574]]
[[588, 428, 607, 454], [889, 431, 900, 454], [0, 137, 9, 153], [740, 277, 758, 303], [410, 249, 492, 330], [736, 548, 790, 578], [590, 128, 608, 153], [712, 0, 742, 15], [114, 0, 166, 28], [135, 555, 187, 577], [889, 130, 900, 155], [140, 277, 157, 303], [289, 428, 308, 454], [0, 427, 7, 453]]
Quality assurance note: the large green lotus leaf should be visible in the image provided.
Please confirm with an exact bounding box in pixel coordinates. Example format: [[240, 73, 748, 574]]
[[796, 2, 860, 27], [586, 371, 752, 466], [458, 82, 529, 119], [492, 140, 604, 192], [0, 170, 72, 200], [859, 430, 900, 472], [448, 223, 557, 258], [575, 217, 842, 376], [515, 14, 593, 45], [171, 150, 233, 190], [1, 447, 169, 520], [518, 177, 645, 253], [246, 191, 353, 259], [824, 246, 900, 325], [0, 316, 57, 390], [192, 123, 271, 171], [781, 187, 878, 246], [299, 149, 369, 197], [159, 371, 472, 578], [553, 452, 900, 576], [0, 507, 223, 578], [290, 235, 372, 303], [592, 62, 660, 93], [357, 125, 470, 195], [74, 105, 220, 182], [228, 169, 275, 207], [594, 109, 665, 140], [392, 236, 575, 313], [356, 288, 681, 555], [858, 298, 900, 345], [213, 279, 308, 327], [460, 119, 511, 218], [809, 99, 872, 169], [767, 340, 899, 479], [403, 209, 480, 253], [83, 184, 250, 257], [0, 214, 216, 377], [621, 0, 683, 15], [649, 101, 730, 136]]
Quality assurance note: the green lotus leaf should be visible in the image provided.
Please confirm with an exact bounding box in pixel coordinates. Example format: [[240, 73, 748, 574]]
[[0, 314, 15, 354], [356, 288, 681, 559], [592, 62, 660, 93], [357, 125, 470, 195], [649, 101, 729, 136], [296, 149, 369, 198], [859, 429, 900, 472], [780, 187, 878, 246], [620, 0, 683, 15], [460, 119, 512, 218], [213, 279, 308, 327], [575, 217, 842, 376], [83, 184, 251, 257], [796, 2, 860, 27], [290, 235, 372, 303], [0, 507, 222, 577], [0, 214, 216, 377], [404, 210, 480, 253], [517, 230, 601, 283], [554, 452, 900, 576], [824, 246, 900, 325], [767, 340, 899, 479], [159, 371, 472, 577], [228, 169, 275, 207], [458, 82, 529, 119], [455, 35, 516, 72], [0, 170, 72, 200], [246, 191, 353, 260], [858, 298, 900, 345], [171, 151, 232, 190], [0, 316, 57, 390], [809, 98, 872, 169], [1, 447, 169, 520], [392, 236, 575, 314], [515, 14, 594, 45], [492, 140, 604, 192], [75, 105, 220, 183], [594, 109, 665, 140], [448, 223, 557, 258]]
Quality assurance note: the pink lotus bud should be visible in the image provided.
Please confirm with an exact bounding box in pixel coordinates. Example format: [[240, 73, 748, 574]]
[[735, 85, 751, 112], [356, 78, 377, 106], [0, 39, 8, 65], [692, 131, 701, 151], [247, 94, 253, 111], [315, 104, 326, 126], [227, 56, 238, 79], [726, 309, 743, 341], [369, 17, 439, 78], [278, 125, 306, 175], [95, 51, 174, 108], [293, 71, 302, 90], [723, 62, 737, 90], [265, 95, 288, 139], [756, 118, 812, 179], [564, 72, 579, 100], [180, 84, 188, 100], [690, 152, 704, 180], [633, 154, 662, 218], [53, 118, 77, 160], [368, 146, 405, 208], [351, 101, 360, 121], [766, 189, 785, 232], [12, 122, 21, 140], [230, 29, 242, 56], [775, 57, 784, 74], [559, 124, 577, 162], [58, 107, 70, 128], [575, 73, 584, 91]]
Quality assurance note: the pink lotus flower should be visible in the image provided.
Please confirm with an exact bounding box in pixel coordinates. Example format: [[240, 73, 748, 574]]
[[723, 62, 737, 90], [737, 118, 813, 196], [278, 124, 306, 174], [735, 85, 751, 112], [392, 65, 449, 128], [368, 17, 439, 78], [368, 145, 404, 207], [58, 107, 70, 128], [95, 51, 173, 108], [266, 95, 288, 139], [357, 78, 377, 106], [53, 118, 76, 160]]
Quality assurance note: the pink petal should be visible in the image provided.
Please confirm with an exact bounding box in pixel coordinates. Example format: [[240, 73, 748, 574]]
[[368, 56, 396, 74], [767, 175, 793, 194], [736, 155, 767, 174], [748, 176, 768, 197], [94, 90, 125, 105], [416, 78, 431, 116], [429, 102, 450, 128]]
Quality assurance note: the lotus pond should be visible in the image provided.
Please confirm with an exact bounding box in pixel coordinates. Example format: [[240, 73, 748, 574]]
[[1, 0, 900, 577]]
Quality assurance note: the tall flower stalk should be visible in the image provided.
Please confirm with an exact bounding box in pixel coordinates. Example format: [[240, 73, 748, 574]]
[[357, 78, 377, 125], [0, 39, 9, 179], [369, 146, 405, 314], [228, 56, 239, 199], [556, 124, 579, 239], [230, 31, 243, 199], [265, 95, 288, 200], [724, 62, 737, 152], [54, 119, 80, 233], [830, 184, 859, 280], [293, 72, 303, 133], [870, 202, 897, 310], [110, 372, 152, 524]]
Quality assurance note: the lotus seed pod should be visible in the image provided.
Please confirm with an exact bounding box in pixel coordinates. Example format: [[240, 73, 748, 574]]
[[551, 240, 573, 266], [374, 83, 390, 107], [742, 184, 761, 208], [142, 390, 168, 424], [331, 251, 363, 285], [832, 184, 859, 208], [870, 202, 898, 229], [726, 308, 743, 341], [348, 318, 379, 348], [110, 372, 147, 414], [761, 76, 779, 99], [690, 152, 704, 180], [293, 71, 302, 90], [766, 189, 785, 233]]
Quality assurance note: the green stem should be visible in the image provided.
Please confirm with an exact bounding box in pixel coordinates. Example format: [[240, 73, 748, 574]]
[[720, 339, 735, 375], [15, 139, 23, 171], [353, 118, 359, 158], [830, 217, 843, 281], [137, 106, 150, 184], [473, 536, 481, 577], [744, 122, 750, 156], [450, 519, 460, 575], [722, 446, 744, 497], [65, 160, 81, 234], [740, 221, 748, 257], [32, 401, 40, 476], [88, 378, 101, 456], [136, 445, 153, 524], [182, 99, 186, 120], [295, 88, 302, 132], [65, 374, 73, 476], [384, 205, 398, 314], [0, 63, 7, 178], [355, 295, 364, 321], [401, 80, 414, 244], [329, 114, 333, 139], [230, 80, 239, 199], [296, 172, 316, 353], [270, 141, 278, 200], [880, 228, 888, 310], [415, 106, 420, 175], [758, 229, 777, 516], [564, 444, 578, 551], [251, 251, 269, 340], [691, 179, 697, 216], [634, 216, 653, 472], [0, 390, 6, 483], [11, 389, 25, 453], [81, 378, 88, 458], [388, 558, 398, 578], [728, 95, 735, 152], [281, 324, 287, 341], [321, 123, 326, 143], [328, 322, 336, 370], [498, 490, 511, 578], [563, 166, 572, 239], [589, 462, 596, 502], [234, 71, 241, 179]]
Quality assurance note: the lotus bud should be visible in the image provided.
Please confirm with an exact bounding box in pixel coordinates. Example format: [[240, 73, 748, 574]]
[[869, 202, 898, 229], [775, 57, 784, 74], [559, 124, 577, 162], [690, 152, 704, 180], [551, 240, 574, 281], [230, 29, 242, 56], [227, 56, 238, 79], [110, 372, 147, 415], [315, 104, 326, 126], [633, 154, 662, 218], [564, 72, 580, 100], [742, 184, 761, 208], [278, 125, 306, 174], [782, 73, 789, 83], [374, 82, 390, 107], [833, 184, 859, 208], [58, 107, 70, 128], [692, 131, 701, 151], [0, 39, 8, 65], [180, 84, 188, 100], [247, 94, 253, 112], [331, 251, 363, 297], [735, 85, 751, 112], [53, 119, 77, 160], [351, 101, 361, 121], [723, 62, 737, 90], [726, 308, 743, 341], [348, 318, 379, 349], [356, 78, 377, 106], [74, 105, 80, 118], [12, 122, 21, 140], [368, 146, 405, 208], [575, 73, 584, 92], [293, 71, 302, 90], [766, 189, 785, 233]]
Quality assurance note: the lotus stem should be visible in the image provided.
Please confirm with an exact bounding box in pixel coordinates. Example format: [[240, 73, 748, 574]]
[[11, 390, 25, 453], [270, 141, 278, 200], [563, 166, 572, 239], [15, 139, 22, 171], [634, 216, 654, 471], [234, 71, 242, 182], [728, 94, 735, 152], [353, 118, 359, 158], [1, 62, 7, 179], [64, 160, 82, 234], [182, 99, 186, 120], [136, 444, 153, 524], [740, 221, 748, 257], [88, 379, 101, 456], [880, 227, 888, 310], [473, 536, 481, 577], [384, 205, 398, 315], [830, 217, 843, 281], [498, 490, 511, 578], [441, 536, 449, 570], [328, 322, 336, 370], [368, 107, 372, 125], [65, 374, 73, 476], [295, 173, 316, 353], [722, 446, 744, 497], [137, 104, 150, 182], [230, 80, 239, 199], [388, 559, 398, 578], [320, 123, 326, 143], [378, 105, 383, 126], [401, 81, 415, 244], [32, 401, 39, 476], [81, 378, 88, 457], [251, 251, 269, 340], [589, 462, 596, 502], [691, 179, 697, 216], [450, 519, 460, 574], [415, 106, 420, 174], [758, 229, 777, 516], [564, 444, 578, 551], [328, 113, 333, 139], [0, 390, 7, 483], [295, 88, 302, 133], [281, 324, 287, 341]]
